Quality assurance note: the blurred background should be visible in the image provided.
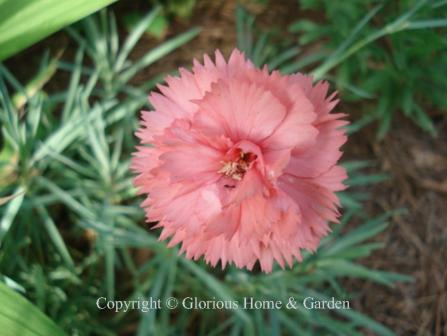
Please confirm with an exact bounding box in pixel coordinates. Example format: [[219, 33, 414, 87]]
[[0, 0, 446, 335]]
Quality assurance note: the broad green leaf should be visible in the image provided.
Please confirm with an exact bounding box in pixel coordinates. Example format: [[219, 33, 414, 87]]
[[0, 281, 67, 336], [0, 0, 117, 61]]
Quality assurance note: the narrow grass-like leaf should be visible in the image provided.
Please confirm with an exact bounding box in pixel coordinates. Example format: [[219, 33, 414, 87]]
[[11, 53, 60, 109], [31, 100, 116, 164], [331, 4, 383, 60], [251, 32, 270, 66], [137, 256, 171, 336], [325, 215, 389, 255], [61, 48, 85, 121], [407, 18, 447, 29], [180, 259, 255, 336], [338, 309, 395, 336], [268, 46, 301, 70], [115, 7, 161, 71], [0, 186, 25, 244], [280, 52, 326, 74], [312, 0, 430, 79], [317, 259, 397, 286], [120, 27, 200, 84], [347, 173, 388, 186], [37, 206, 75, 270], [104, 241, 115, 300], [37, 177, 95, 220]]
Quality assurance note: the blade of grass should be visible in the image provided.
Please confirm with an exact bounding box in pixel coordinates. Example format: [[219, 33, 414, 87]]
[[37, 206, 75, 270], [312, 0, 429, 79], [268, 46, 301, 70], [120, 27, 200, 84], [11, 52, 61, 109], [31, 99, 116, 164], [115, 7, 162, 71], [180, 259, 255, 336], [0, 186, 25, 245]]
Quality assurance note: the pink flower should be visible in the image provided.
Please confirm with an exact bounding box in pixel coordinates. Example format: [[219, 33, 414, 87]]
[[132, 49, 348, 272]]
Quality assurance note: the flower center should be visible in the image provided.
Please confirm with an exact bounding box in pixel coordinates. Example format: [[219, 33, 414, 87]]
[[218, 151, 257, 181]]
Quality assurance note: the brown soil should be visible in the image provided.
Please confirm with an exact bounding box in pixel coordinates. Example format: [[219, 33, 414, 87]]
[[127, 0, 300, 84], [348, 118, 447, 336]]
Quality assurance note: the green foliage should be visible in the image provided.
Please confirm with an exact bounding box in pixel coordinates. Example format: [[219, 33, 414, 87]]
[[123, 0, 197, 39], [148, 0, 196, 19], [294, 0, 447, 137], [236, 6, 309, 72], [0, 7, 198, 334], [0, 4, 411, 336], [66, 8, 199, 98], [124, 11, 169, 39], [0, 281, 66, 336], [0, 0, 117, 62], [238, 1, 447, 137]]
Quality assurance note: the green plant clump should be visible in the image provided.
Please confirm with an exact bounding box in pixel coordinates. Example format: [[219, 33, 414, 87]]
[[0, 5, 413, 336], [292, 0, 447, 137]]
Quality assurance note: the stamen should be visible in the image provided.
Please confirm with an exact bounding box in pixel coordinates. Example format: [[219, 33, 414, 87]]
[[218, 151, 256, 181]]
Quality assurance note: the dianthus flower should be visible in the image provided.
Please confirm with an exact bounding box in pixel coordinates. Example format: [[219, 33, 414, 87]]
[[132, 49, 348, 272]]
